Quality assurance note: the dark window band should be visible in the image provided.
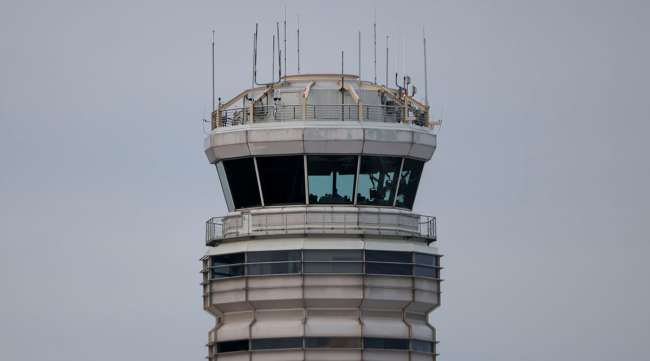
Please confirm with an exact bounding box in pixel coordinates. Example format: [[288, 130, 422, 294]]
[[209, 250, 441, 280], [220, 155, 425, 210], [215, 337, 434, 353]]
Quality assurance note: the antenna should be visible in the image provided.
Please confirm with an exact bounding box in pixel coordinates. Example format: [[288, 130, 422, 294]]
[[277, 22, 281, 81], [211, 30, 215, 111], [283, 7, 287, 78], [385, 35, 389, 86], [358, 31, 361, 79], [423, 27, 429, 105], [272, 34, 275, 83], [341, 51, 345, 119], [297, 14, 301, 74], [373, 12, 377, 84]]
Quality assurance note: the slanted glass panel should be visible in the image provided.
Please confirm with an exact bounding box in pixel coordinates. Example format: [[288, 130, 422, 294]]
[[357, 156, 401, 206], [307, 155, 357, 204], [395, 158, 424, 209], [247, 262, 301, 275], [212, 265, 245, 278], [304, 262, 363, 274], [413, 265, 437, 278], [247, 250, 301, 263], [222, 158, 262, 209], [256, 156, 305, 205], [363, 338, 410, 350], [366, 262, 411, 275], [414, 253, 435, 266], [251, 337, 303, 350], [411, 340, 434, 353], [216, 339, 249, 353], [305, 337, 361, 348], [303, 250, 362, 261], [365, 250, 412, 263], [212, 253, 245, 266]]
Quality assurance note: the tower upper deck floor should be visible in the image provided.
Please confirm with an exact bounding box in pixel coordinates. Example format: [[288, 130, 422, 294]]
[[205, 74, 438, 163]]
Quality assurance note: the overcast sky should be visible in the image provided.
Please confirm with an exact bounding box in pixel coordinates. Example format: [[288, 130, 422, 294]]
[[1, 0, 649, 360]]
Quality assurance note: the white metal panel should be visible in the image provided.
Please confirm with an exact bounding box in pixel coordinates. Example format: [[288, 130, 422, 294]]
[[407, 318, 434, 341], [305, 350, 362, 361], [362, 127, 412, 156], [251, 309, 304, 338], [217, 311, 253, 341], [247, 128, 304, 155], [251, 350, 303, 361], [362, 350, 409, 361], [362, 315, 409, 338], [304, 310, 360, 336]]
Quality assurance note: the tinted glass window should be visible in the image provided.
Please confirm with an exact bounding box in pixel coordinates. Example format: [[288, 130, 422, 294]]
[[395, 158, 424, 209], [414, 253, 435, 266], [212, 265, 245, 278], [363, 338, 409, 349], [251, 337, 303, 350], [222, 158, 262, 209], [247, 262, 301, 275], [307, 155, 357, 204], [303, 250, 362, 261], [247, 250, 301, 263], [256, 156, 305, 205], [413, 265, 437, 278], [304, 262, 363, 274], [305, 337, 361, 348], [212, 253, 245, 266], [216, 339, 249, 353], [411, 339, 434, 353], [366, 262, 411, 275], [365, 250, 412, 263], [357, 156, 401, 206]]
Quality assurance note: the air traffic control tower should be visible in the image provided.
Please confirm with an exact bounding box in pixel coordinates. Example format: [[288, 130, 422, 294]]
[[201, 70, 441, 361]]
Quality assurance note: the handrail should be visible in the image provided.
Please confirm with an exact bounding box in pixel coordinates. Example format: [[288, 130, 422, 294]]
[[213, 104, 430, 128], [205, 208, 436, 245]]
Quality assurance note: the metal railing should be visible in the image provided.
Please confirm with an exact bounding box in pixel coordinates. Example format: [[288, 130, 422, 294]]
[[205, 208, 436, 245], [214, 104, 429, 128]]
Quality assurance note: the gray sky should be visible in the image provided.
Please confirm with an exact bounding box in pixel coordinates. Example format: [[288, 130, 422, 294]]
[[1, 0, 649, 360]]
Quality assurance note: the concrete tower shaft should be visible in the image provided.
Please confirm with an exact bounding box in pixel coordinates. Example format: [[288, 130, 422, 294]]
[[202, 74, 441, 361]]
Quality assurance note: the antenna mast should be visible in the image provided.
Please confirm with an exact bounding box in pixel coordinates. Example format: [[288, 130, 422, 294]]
[[283, 7, 287, 77], [211, 30, 215, 111], [385, 35, 389, 86], [423, 28, 429, 105], [358, 31, 361, 79], [277, 22, 281, 81], [297, 15, 301, 74], [373, 13, 377, 84], [272, 34, 275, 82]]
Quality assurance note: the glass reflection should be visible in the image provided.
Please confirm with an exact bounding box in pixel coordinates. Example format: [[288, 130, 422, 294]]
[[395, 158, 424, 209], [307, 155, 357, 204], [357, 156, 401, 206]]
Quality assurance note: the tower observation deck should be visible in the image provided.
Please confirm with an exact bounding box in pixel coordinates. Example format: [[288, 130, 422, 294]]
[[201, 72, 441, 361]]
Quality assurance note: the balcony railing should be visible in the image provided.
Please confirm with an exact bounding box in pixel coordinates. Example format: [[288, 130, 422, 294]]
[[214, 104, 429, 128], [205, 207, 436, 246]]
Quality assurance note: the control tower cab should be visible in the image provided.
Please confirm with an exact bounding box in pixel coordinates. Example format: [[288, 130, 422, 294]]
[[201, 73, 441, 361]]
